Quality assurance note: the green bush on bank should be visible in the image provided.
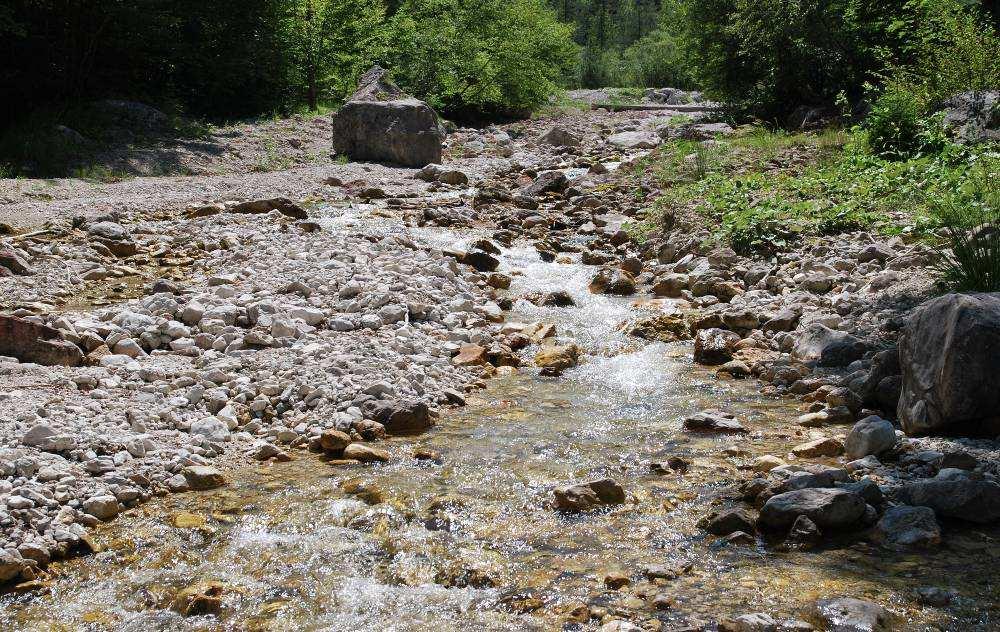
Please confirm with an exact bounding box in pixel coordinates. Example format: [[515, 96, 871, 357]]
[[862, 1, 1000, 158], [652, 130, 992, 256], [931, 157, 1000, 292]]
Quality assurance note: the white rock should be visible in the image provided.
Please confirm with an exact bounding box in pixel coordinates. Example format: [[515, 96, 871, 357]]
[[82, 495, 121, 521], [189, 416, 231, 442]]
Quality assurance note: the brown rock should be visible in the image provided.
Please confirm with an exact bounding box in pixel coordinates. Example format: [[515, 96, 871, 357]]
[[173, 581, 225, 616], [342, 443, 390, 463], [0, 315, 83, 366], [791, 437, 845, 458], [231, 197, 308, 220], [604, 572, 631, 589], [0, 247, 33, 275], [181, 465, 226, 490], [651, 273, 688, 298], [319, 430, 352, 453], [453, 343, 488, 366], [553, 478, 625, 512], [534, 343, 580, 375]]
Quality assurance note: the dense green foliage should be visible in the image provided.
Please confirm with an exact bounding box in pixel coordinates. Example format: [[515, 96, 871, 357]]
[[1, 1, 298, 125], [680, 0, 999, 123], [2, 0, 998, 180], [3, 0, 997, 132], [932, 157, 1000, 291], [387, 0, 577, 119], [862, 2, 1000, 156], [0, 0, 574, 132], [547, 0, 694, 89], [288, 0, 390, 110]]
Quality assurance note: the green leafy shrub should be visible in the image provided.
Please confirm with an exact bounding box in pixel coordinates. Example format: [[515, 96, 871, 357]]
[[387, 0, 577, 120], [909, 0, 1000, 106], [860, 1, 998, 158], [618, 27, 696, 89], [682, 0, 911, 122], [863, 83, 930, 159], [932, 157, 1000, 291], [286, 0, 389, 107], [680, 0, 998, 125]]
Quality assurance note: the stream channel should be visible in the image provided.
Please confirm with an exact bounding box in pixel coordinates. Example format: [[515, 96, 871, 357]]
[[2, 200, 997, 631]]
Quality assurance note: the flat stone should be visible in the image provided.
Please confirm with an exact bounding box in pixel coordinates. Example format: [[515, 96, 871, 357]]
[[342, 443, 390, 463], [759, 488, 866, 530], [791, 437, 845, 458], [181, 465, 226, 490], [683, 409, 747, 433]]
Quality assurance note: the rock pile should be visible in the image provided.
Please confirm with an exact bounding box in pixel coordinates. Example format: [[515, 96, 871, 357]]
[[0, 202, 506, 583]]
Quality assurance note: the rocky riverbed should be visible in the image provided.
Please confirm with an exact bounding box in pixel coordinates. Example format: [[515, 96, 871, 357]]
[[2, 100, 999, 631]]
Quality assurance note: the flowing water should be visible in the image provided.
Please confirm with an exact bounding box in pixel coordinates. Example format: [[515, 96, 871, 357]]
[[3, 204, 999, 631]]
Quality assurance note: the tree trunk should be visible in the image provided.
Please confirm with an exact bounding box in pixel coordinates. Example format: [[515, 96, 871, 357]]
[[306, 0, 318, 111]]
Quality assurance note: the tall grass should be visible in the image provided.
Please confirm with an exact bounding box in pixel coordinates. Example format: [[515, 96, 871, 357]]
[[932, 158, 1000, 292]]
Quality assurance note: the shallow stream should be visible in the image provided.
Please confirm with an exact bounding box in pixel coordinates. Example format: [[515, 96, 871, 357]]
[[2, 203, 998, 631]]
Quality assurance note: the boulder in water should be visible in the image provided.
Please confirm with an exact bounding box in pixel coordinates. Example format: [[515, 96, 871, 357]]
[[553, 478, 625, 512], [758, 488, 866, 530], [896, 478, 1000, 523]]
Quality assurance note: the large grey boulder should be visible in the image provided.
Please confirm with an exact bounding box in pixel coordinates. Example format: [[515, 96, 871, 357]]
[[792, 324, 866, 367], [897, 293, 1000, 436], [331, 66, 444, 167], [871, 506, 940, 550], [941, 90, 999, 143], [758, 488, 866, 530], [896, 478, 1000, 523]]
